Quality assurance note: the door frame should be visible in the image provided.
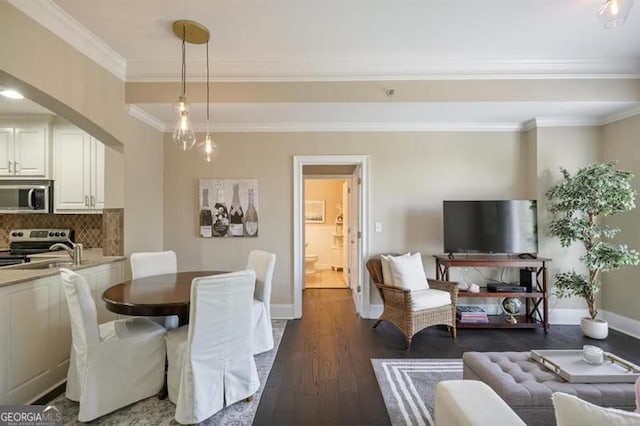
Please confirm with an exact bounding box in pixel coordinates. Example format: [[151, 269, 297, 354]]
[[293, 155, 370, 318]]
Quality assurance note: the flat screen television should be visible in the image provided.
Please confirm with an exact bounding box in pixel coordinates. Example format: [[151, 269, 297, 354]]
[[443, 200, 538, 254]]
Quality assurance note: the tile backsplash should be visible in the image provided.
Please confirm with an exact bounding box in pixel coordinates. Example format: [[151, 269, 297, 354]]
[[0, 214, 103, 248], [102, 209, 124, 256]]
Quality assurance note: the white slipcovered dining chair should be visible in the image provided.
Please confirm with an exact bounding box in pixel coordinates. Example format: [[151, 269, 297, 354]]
[[61, 268, 166, 422], [165, 270, 260, 424], [246, 250, 276, 354], [130, 250, 179, 329]]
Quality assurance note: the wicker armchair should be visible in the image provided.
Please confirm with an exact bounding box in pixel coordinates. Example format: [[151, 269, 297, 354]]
[[366, 257, 458, 350]]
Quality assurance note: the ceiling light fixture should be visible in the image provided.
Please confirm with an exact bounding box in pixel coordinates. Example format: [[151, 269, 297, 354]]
[[171, 20, 210, 151], [597, 0, 634, 29], [0, 89, 25, 99], [198, 37, 219, 163]]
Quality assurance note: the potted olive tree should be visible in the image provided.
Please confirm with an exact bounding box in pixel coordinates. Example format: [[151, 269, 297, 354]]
[[546, 162, 639, 339]]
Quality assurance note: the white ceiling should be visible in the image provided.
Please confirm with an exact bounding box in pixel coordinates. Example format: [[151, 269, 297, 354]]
[[7, 0, 640, 131]]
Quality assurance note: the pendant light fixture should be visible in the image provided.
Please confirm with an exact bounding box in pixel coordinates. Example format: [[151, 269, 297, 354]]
[[171, 20, 210, 150], [198, 38, 220, 162], [596, 0, 634, 29]]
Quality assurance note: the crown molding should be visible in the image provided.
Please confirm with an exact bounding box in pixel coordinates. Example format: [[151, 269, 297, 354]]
[[185, 122, 523, 133], [8, 0, 126, 80], [11, 0, 640, 83], [601, 104, 640, 125], [521, 117, 602, 130], [521, 119, 538, 131], [126, 59, 640, 82], [128, 105, 166, 132]]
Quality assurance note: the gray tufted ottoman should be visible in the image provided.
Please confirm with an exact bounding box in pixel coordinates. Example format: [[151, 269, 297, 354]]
[[463, 351, 637, 426]]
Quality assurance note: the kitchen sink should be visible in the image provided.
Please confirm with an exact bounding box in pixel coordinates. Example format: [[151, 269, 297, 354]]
[[13, 261, 75, 270]]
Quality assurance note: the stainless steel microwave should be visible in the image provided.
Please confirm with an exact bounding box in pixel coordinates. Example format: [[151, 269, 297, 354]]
[[0, 180, 53, 214]]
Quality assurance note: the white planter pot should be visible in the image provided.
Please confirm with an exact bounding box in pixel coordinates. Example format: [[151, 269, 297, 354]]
[[580, 317, 609, 339]]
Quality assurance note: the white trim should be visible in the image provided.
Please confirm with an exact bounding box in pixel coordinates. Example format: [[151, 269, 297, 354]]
[[129, 116, 640, 135], [11, 2, 640, 83], [368, 306, 640, 338], [367, 304, 383, 320], [369, 305, 590, 325], [532, 117, 602, 128], [549, 308, 588, 325], [270, 304, 295, 320], [206, 122, 524, 133], [294, 155, 370, 319], [9, 0, 126, 80], [601, 104, 640, 125], [128, 105, 167, 132], [27, 378, 66, 405], [601, 310, 640, 340], [127, 59, 640, 82], [520, 117, 602, 130]]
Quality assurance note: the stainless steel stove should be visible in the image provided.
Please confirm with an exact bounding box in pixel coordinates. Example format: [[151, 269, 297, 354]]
[[0, 229, 75, 266]]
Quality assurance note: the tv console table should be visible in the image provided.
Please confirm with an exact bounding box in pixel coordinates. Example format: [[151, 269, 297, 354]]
[[433, 255, 551, 331]]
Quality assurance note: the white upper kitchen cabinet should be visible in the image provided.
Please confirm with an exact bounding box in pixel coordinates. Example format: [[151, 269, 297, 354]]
[[0, 124, 49, 178], [53, 126, 105, 213]]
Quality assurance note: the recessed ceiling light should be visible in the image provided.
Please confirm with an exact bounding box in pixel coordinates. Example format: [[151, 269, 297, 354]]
[[0, 89, 25, 99]]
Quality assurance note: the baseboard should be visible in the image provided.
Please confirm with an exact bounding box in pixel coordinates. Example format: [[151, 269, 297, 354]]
[[29, 379, 66, 405], [366, 304, 383, 320], [549, 308, 588, 325], [311, 304, 640, 339], [601, 310, 640, 340], [369, 304, 589, 325], [271, 304, 295, 319]]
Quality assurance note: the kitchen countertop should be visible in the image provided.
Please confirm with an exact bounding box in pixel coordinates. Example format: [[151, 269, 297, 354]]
[[0, 248, 126, 288]]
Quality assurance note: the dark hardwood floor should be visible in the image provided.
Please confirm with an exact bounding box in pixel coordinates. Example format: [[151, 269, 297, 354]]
[[253, 288, 640, 426]]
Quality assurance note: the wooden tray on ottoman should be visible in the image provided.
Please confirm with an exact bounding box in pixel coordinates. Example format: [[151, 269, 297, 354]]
[[530, 349, 640, 383]]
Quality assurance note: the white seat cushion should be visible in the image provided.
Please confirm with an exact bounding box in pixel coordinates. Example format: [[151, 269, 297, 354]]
[[388, 252, 429, 291], [411, 289, 451, 311], [553, 392, 640, 426]]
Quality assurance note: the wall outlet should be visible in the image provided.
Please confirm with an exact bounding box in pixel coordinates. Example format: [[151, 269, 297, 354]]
[[375, 222, 382, 232]]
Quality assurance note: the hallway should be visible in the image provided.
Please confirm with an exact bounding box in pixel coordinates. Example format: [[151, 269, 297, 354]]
[[305, 269, 347, 289]]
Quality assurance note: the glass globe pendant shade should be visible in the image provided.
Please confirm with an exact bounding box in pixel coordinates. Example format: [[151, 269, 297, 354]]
[[172, 97, 196, 150], [199, 132, 219, 162], [597, 0, 634, 29]]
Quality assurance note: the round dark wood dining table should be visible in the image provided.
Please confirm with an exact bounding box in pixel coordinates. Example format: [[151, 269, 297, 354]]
[[102, 271, 226, 326]]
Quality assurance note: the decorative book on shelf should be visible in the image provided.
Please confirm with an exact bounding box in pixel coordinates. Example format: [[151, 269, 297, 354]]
[[456, 305, 489, 323]]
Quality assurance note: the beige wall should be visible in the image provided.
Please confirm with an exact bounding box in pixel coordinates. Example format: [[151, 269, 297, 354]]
[[602, 115, 640, 321], [534, 126, 603, 312], [5, 0, 639, 321], [162, 131, 528, 306], [0, 1, 164, 255]]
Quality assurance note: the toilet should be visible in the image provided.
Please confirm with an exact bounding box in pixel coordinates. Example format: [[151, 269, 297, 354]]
[[305, 254, 319, 275]]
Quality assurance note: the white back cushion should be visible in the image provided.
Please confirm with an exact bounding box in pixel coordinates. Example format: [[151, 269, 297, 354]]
[[553, 392, 640, 426], [388, 252, 429, 291], [246, 250, 276, 317], [61, 268, 101, 348], [380, 253, 410, 286], [130, 250, 177, 279]]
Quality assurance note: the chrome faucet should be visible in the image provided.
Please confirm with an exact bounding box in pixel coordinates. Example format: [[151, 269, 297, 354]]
[[49, 242, 82, 266]]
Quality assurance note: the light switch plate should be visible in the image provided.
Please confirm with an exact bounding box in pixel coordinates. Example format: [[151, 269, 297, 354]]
[[375, 222, 382, 232]]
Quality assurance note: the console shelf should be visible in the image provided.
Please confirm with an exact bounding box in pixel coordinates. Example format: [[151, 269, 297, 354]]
[[433, 255, 551, 332]]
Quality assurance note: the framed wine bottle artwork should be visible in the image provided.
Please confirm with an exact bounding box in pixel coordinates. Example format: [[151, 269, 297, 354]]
[[198, 179, 259, 238]]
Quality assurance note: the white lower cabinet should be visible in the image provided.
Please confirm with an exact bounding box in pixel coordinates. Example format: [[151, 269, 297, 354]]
[[0, 261, 124, 404]]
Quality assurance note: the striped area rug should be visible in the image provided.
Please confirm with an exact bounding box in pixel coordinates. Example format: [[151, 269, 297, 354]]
[[371, 358, 463, 426]]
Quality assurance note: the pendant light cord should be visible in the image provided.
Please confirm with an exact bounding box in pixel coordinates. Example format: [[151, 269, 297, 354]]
[[181, 25, 187, 97], [206, 40, 210, 123]]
